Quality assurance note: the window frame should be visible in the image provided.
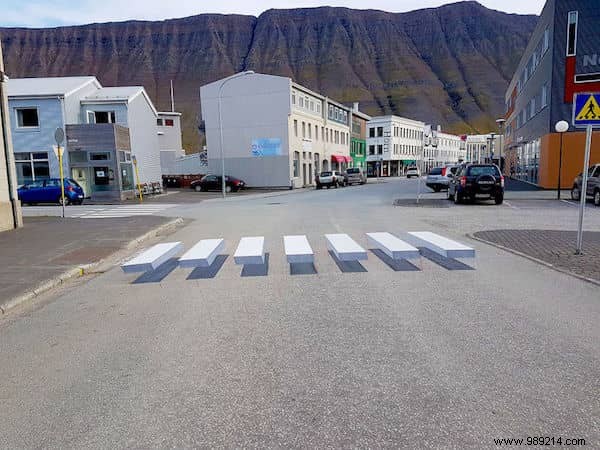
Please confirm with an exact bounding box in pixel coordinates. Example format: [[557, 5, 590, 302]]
[[15, 107, 40, 129]]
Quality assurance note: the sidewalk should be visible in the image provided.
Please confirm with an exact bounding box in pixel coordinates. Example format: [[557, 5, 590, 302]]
[[0, 216, 182, 313], [472, 229, 600, 285]]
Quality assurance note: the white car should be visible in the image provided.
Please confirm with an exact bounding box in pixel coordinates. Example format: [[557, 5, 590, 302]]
[[406, 166, 421, 178]]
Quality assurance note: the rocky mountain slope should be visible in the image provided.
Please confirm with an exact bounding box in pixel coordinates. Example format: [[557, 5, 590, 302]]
[[0, 2, 537, 151]]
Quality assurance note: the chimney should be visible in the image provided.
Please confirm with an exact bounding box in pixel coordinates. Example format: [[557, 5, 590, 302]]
[[353, 102, 359, 112]]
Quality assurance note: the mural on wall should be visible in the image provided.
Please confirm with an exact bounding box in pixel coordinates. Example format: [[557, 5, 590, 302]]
[[251, 138, 281, 157]]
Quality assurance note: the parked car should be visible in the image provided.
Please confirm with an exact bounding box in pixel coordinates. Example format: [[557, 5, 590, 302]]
[[316, 171, 341, 189], [190, 175, 245, 193], [343, 167, 367, 186], [571, 163, 600, 206], [18, 178, 85, 205], [447, 163, 504, 204], [426, 165, 459, 192], [405, 166, 421, 178]]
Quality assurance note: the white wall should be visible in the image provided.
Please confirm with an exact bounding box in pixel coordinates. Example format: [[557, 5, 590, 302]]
[[158, 113, 183, 152], [127, 93, 161, 184], [201, 73, 292, 188]]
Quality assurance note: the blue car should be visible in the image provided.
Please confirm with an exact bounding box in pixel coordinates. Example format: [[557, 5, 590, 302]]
[[18, 178, 85, 205]]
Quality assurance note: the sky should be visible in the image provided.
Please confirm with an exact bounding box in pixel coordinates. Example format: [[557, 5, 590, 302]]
[[1, 0, 546, 28]]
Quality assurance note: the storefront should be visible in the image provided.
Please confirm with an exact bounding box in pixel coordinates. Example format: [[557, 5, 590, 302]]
[[331, 154, 352, 172]]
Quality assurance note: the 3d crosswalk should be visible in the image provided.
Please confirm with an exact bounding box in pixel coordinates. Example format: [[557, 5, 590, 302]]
[[120, 232, 476, 279]]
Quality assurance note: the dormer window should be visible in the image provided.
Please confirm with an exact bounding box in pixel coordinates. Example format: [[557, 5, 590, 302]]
[[87, 110, 116, 124]]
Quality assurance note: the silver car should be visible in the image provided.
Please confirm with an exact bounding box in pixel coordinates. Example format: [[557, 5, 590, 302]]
[[426, 165, 459, 192], [344, 167, 367, 185]]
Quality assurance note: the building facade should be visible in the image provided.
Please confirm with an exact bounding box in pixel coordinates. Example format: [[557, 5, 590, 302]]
[[366, 116, 425, 177], [0, 44, 22, 232], [158, 111, 186, 174], [6, 77, 164, 200], [350, 103, 370, 171], [200, 73, 363, 188], [504, 0, 600, 187]]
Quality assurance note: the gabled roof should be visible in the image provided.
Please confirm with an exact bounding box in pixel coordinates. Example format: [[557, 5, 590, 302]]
[[81, 86, 158, 116], [7, 76, 100, 98]]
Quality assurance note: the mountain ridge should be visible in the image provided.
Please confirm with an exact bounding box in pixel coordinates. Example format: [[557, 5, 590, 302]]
[[0, 2, 538, 151]]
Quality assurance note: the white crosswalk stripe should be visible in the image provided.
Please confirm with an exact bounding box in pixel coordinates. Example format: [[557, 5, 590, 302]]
[[22, 204, 180, 218]]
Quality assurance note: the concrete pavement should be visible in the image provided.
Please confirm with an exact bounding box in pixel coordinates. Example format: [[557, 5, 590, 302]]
[[0, 216, 181, 313], [0, 178, 598, 448]]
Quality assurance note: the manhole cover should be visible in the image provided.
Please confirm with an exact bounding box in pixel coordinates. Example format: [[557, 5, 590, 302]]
[[393, 199, 450, 208]]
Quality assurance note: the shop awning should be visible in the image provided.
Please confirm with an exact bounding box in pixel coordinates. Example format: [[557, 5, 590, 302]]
[[402, 160, 416, 165], [331, 155, 346, 163], [344, 156, 353, 163]]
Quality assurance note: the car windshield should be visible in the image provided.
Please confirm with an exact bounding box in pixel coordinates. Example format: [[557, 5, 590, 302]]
[[66, 179, 81, 188], [429, 168, 442, 175], [346, 168, 359, 174], [320, 172, 332, 176], [468, 166, 500, 177], [407, 166, 417, 170]]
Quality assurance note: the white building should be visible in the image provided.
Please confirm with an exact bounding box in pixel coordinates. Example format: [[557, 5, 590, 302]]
[[465, 134, 492, 163], [200, 72, 355, 188], [366, 116, 425, 177], [157, 111, 186, 174], [423, 127, 466, 170]]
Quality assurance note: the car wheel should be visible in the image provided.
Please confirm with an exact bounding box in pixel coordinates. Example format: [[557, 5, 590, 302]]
[[594, 189, 600, 207], [433, 187, 441, 192], [194, 185, 202, 192], [316, 184, 322, 190], [225, 185, 232, 193], [571, 186, 581, 201], [495, 194, 504, 205]]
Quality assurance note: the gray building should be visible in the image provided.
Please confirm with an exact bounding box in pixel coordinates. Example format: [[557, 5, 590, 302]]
[[504, 0, 600, 187]]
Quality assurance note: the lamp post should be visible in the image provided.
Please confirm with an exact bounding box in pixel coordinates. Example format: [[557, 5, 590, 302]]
[[496, 118, 506, 173], [487, 132, 496, 164], [555, 120, 569, 200], [217, 71, 255, 198]]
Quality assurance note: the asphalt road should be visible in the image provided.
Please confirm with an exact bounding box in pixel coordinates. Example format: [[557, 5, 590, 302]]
[[1, 178, 599, 449]]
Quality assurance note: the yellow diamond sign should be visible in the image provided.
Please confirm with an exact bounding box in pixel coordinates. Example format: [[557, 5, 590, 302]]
[[573, 93, 600, 127]]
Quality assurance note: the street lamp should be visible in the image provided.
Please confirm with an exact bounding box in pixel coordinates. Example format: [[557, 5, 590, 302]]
[[496, 118, 506, 173], [555, 120, 569, 200], [217, 70, 255, 198], [487, 132, 496, 163]]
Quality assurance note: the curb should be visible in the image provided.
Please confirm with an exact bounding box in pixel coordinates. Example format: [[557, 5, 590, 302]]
[[467, 233, 600, 287], [0, 217, 185, 315]]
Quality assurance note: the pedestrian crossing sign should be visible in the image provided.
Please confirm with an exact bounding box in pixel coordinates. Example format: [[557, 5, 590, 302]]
[[573, 93, 600, 127]]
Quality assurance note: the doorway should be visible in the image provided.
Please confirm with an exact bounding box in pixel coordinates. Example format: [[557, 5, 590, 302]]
[[72, 167, 90, 197]]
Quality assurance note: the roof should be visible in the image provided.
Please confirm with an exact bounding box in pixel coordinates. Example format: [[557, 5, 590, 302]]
[[82, 86, 143, 102], [81, 86, 159, 117], [158, 111, 182, 117], [6, 76, 100, 98]]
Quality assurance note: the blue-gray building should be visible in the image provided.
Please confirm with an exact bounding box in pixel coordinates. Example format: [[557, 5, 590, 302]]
[[7, 77, 163, 200], [504, 0, 600, 188]]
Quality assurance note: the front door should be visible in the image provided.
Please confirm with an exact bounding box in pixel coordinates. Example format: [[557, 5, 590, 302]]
[[72, 168, 90, 198]]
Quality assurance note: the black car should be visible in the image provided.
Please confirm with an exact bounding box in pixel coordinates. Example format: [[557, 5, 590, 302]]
[[190, 175, 245, 193], [447, 164, 504, 205]]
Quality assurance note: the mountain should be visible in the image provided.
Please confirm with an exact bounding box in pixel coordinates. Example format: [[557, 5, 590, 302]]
[[0, 2, 537, 152]]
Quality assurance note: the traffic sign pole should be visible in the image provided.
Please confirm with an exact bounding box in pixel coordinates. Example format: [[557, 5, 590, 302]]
[[54, 128, 66, 218], [575, 124, 592, 255]]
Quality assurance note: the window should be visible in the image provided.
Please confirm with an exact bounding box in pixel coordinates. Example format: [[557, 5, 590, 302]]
[[293, 152, 300, 177], [567, 11, 578, 57], [377, 127, 383, 137], [316, 103, 321, 114], [92, 111, 116, 124], [321, 127, 325, 140], [315, 125, 318, 141], [299, 97, 304, 108], [377, 145, 383, 154], [16, 108, 39, 128], [369, 128, 375, 138], [310, 101, 314, 111], [308, 123, 312, 139], [541, 82, 549, 108], [294, 120, 298, 137], [530, 98, 536, 117], [14, 152, 49, 185], [157, 118, 164, 126], [543, 28, 550, 53], [292, 92, 296, 105], [302, 122, 306, 139], [164, 119, 174, 127], [369, 145, 375, 155], [69, 151, 88, 163], [90, 152, 111, 161]]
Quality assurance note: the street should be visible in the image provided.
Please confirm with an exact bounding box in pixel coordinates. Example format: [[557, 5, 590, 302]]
[[1, 178, 599, 448]]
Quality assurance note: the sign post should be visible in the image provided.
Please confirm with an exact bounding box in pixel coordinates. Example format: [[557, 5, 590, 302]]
[[572, 92, 600, 255], [53, 128, 65, 218], [132, 155, 143, 203]]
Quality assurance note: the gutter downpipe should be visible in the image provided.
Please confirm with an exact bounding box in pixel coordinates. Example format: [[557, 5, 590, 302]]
[[0, 42, 22, 229]]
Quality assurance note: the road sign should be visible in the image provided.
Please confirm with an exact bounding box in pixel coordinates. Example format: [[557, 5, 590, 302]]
[[572, 93, 600, 127], [54, 127, 65, 145]]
